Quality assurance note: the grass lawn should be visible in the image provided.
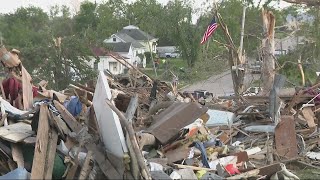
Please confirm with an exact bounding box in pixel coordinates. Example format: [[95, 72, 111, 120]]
[[142, 57, 228, 89]]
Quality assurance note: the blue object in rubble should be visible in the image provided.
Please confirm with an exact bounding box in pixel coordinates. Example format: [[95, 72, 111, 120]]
[[194, 141, 210, 168], [0, 167, 29, 179], [64, 96, 82, 117]]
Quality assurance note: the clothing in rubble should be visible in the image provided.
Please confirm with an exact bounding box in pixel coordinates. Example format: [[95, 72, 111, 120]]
[[2, 77, 38, 105]]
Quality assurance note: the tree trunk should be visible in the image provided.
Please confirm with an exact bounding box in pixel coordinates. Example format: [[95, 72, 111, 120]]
[[261, 9, 276, 95]]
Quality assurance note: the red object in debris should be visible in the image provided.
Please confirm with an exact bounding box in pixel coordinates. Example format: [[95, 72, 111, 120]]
[[2, 77, 21, 104], [2, 77, 38, 105], [225, 164, 240, 175]]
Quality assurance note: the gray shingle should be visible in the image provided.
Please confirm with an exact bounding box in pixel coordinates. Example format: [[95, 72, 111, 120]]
[[119, 28, 155, 41], [105, 42, 131, 53], [115, 33, 144, 48]]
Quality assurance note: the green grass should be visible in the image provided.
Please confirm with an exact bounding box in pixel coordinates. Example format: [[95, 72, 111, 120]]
[[142, 57, 228, 89], [295, 168, 320, 179]]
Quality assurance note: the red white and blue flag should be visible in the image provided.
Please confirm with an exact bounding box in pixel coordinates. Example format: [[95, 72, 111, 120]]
[[200, 18, 218, 44]]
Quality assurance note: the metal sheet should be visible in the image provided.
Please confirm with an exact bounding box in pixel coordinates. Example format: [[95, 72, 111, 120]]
[[147, 102, 207, 144], [275, 115, 298, 158]]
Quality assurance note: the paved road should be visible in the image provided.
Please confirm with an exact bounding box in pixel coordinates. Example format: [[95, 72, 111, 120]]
[[182, 70, 260, 97]]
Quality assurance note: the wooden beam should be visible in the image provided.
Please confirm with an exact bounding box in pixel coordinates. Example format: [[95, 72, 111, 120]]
[[86, 143, 121, 179], [53, 100, 82, 133], [11, 144, 24, 168], [21, 65, 33, 110], [78, 151, 93, 180], [125, 94, 139, 123], [31, 105, 50, 179], [44, 130, 58, 179]]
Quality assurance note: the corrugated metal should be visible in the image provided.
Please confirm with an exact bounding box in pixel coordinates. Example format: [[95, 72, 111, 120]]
[[147, 102, 207, 144]]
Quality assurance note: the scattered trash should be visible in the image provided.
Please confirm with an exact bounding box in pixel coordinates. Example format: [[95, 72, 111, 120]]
[[0, 45, 313, 179]]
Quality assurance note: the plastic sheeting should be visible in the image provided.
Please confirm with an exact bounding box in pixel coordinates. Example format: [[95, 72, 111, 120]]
[[0, 167, 29, 180]]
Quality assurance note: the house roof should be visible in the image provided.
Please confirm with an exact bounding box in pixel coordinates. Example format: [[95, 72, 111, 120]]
[[90, 46, 129, 59], [115, 33, 144, 48], [106, 42, 132, 53], [91, 47, 107, 56], [119, 26, 156, 41]]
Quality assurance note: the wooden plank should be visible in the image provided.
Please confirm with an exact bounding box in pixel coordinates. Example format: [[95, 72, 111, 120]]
[[0, 122, 34, 143], [86, 143, 121, 179], [126, 132, 139, 180], [66, 162, 79, 179], [0, 83, 6, 100], [48, 110, 70, 139], [92, 71, 127, 158], [302, 107, 317, 128], [88, 106, 99, 137], [31, 105, 50, 179], [21, 65, 33, 110], [53, 100, 82, 133], [275, 115, 298, 158], [79, 151, 93, 180], [44, 129, 58, 179], [165, 147, 191, 163], [11, 143, 24, 168], [125, 94, 139, 122]]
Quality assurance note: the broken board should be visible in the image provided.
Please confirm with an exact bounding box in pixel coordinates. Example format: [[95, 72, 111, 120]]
[[21, 65, 33, 110], [165, 146, 191, 163], [31, 105, 50, 179], [147, 102, 208, 144], [92, 71, 128, 158], [301, 107, 317, 128], [275, 115, 298, 158], [0, 122, 34, 143]]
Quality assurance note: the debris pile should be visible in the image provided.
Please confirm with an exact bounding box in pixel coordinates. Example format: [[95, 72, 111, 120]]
[[0, 45, 319, 179]]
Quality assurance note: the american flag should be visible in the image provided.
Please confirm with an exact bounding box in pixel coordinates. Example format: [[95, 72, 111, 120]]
[[200, 18, 218, 44]]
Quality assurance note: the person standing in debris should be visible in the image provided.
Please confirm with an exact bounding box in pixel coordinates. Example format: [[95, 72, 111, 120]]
[[162, 58, 166, 69], [172, 75, 179, 89], [154, 58, 160, 69], [133, 60, 138, 67]]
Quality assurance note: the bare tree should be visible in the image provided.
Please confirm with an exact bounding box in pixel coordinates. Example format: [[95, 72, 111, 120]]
[[261, 8, 276, 95]]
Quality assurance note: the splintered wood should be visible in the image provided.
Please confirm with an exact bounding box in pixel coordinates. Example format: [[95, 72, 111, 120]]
[[31, 105, 58, 179], [302, 107, 317, 128]]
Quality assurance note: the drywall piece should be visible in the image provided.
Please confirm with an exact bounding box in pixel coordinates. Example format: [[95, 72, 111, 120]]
[[93, 71, 128, 158]]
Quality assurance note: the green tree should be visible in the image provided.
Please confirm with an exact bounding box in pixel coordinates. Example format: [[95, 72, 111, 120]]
[[0, 6, 95, 89]]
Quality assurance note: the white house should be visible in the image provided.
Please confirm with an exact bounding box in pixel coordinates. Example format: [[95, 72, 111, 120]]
[[88, 47, 132, 75], [104, 25, 158, 68]]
